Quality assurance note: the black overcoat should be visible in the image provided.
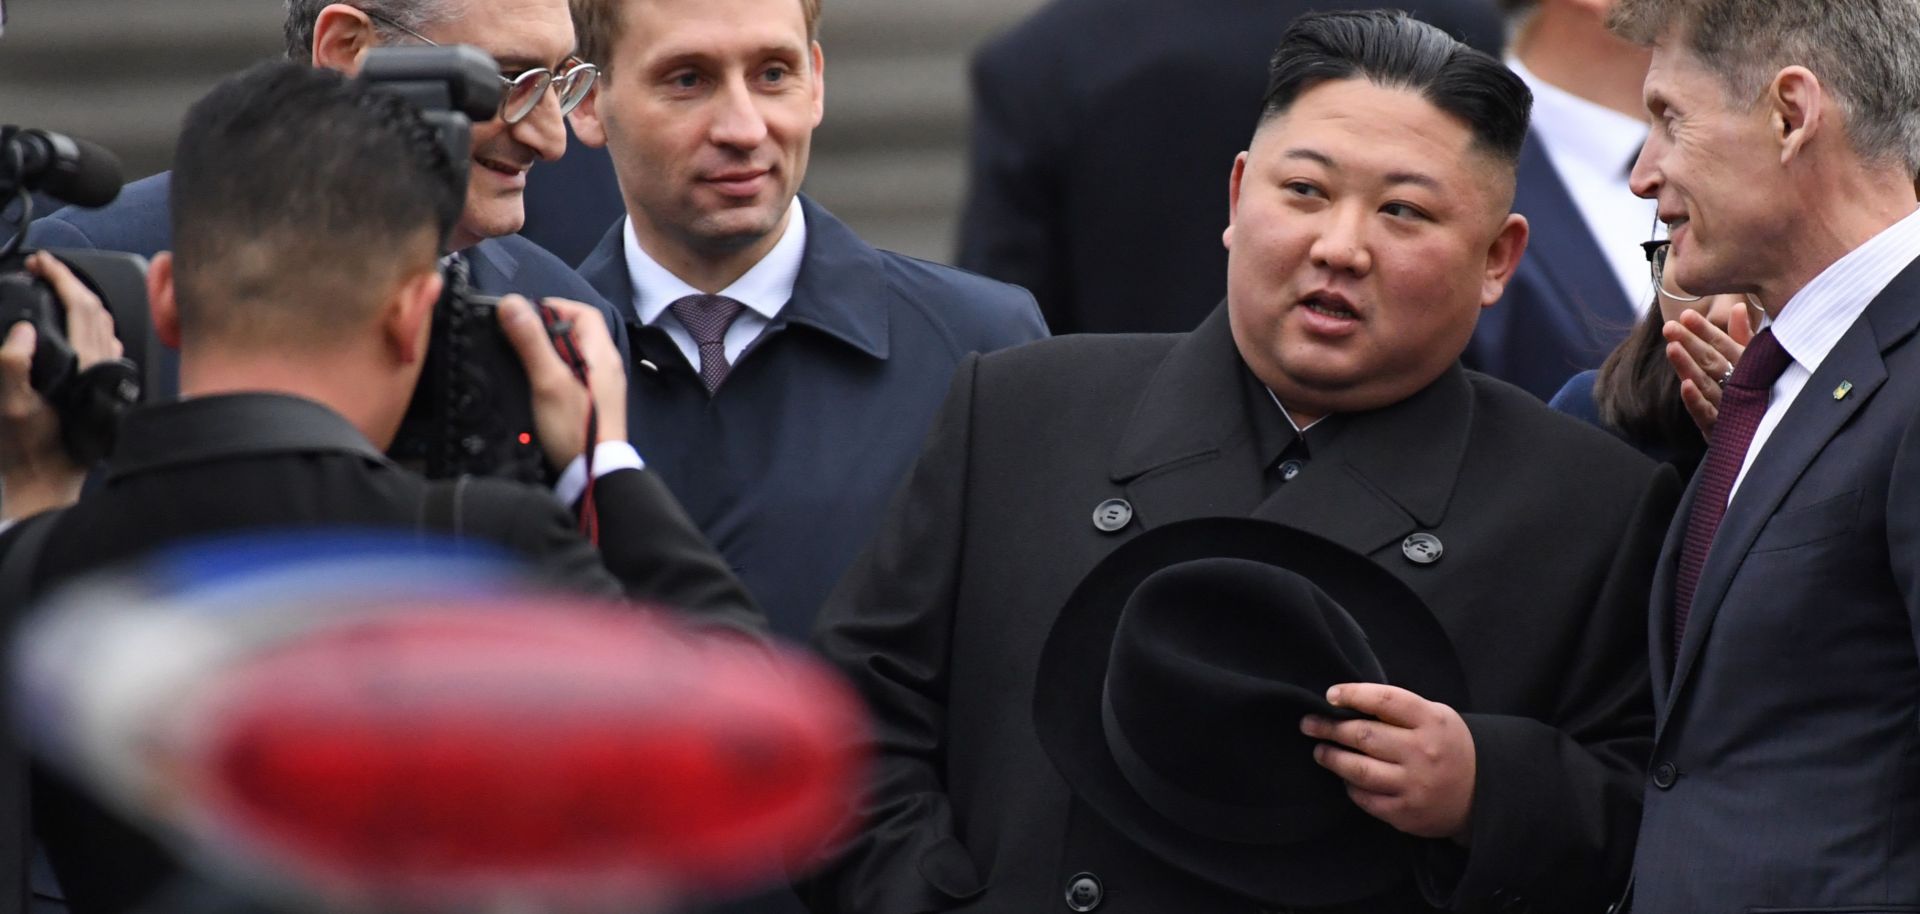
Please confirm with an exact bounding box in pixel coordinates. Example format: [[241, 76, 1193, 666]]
[[808, 306, 1679, 914]]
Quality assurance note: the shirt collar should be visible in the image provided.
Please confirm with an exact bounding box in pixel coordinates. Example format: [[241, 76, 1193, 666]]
[[623, 198, 806, 324], [1508, 58, 1647, 182], [1770, 204, 1920, 372]]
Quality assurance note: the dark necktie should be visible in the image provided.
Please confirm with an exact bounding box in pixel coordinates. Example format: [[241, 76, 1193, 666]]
[[1671, 327, 1794, 653], [668, 293, 746, 394]]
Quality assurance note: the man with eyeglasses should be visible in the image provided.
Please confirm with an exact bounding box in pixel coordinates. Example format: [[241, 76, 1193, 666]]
[[27, 0, 628, 401]]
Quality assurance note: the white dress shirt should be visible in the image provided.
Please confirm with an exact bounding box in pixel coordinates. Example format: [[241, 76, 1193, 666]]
[[622, 199, 807, 370], [1509, 59, 1658, 309], [1732, 204, 1920, 501]]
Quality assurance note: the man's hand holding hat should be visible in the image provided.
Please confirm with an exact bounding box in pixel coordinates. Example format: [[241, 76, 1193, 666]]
[[1301, 684, 1476, 842]]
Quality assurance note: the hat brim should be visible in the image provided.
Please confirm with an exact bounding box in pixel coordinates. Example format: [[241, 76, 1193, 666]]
[[1033, 517, 1470, 907]]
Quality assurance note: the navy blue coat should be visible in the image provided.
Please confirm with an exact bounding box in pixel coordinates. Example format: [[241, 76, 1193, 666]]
[[1464, 130, 1640, 401], [27, 172, 630, 401], [579, 196, 1048, 642]]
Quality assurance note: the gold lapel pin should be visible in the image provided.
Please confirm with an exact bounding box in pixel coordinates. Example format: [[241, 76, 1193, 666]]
[[1833, 381, 1854, 400]]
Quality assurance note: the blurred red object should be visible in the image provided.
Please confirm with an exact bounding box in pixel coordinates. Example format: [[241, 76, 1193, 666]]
[[161, 603, 866, 910]]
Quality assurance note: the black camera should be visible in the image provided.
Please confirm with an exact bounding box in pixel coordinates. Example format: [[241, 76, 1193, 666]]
[[363, 47, 565, 485], [0, 126, 154, 465]]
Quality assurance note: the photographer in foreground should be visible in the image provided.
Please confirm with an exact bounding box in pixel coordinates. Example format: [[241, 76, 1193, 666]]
[[0, 61, 760, 914]]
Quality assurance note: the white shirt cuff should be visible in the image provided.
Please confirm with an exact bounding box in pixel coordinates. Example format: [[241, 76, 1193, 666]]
[[552, 441, 645, 507]]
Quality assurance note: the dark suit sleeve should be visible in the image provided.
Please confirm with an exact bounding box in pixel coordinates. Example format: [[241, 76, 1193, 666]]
[[801, 357, 984, 914], [1423, 465, 1679, 912], [583, 467, 763, 633], [473, 470, 762, 633], [954, 46, 1070, 332]]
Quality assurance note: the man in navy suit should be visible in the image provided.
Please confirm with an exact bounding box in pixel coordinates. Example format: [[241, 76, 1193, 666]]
[[1607, 0, 1920, 910], [1465, 0, 1655, 400], [28, 0, 627, 400], [565, 0, 1045, 648]]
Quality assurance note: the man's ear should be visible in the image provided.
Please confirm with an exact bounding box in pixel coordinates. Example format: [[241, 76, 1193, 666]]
[[809, 41, 827, 128], [1769, 66, 1824, 165], [1480, 213, 1530, 308], [312, 3, 380, 74], [569, 78, 610, 148], [384, 265, 445, 365], [146, 251, 182, 349], [1224, 151, 1250, 251]]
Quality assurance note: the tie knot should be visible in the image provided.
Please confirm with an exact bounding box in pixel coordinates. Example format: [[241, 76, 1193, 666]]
[[1727, 327, 1793, 391], [668, 294, 746, 346]]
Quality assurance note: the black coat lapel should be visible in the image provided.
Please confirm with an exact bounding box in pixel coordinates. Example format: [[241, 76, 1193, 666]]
[[1249, 367, 1472, 557], [1108, 305, 1266, 529]]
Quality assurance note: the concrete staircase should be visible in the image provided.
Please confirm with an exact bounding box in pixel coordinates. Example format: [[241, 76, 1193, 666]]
[[0, 0, 1048, 261]]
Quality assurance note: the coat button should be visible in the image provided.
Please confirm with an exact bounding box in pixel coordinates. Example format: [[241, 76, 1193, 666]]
[[1064, 872, 1103, 911], [1652, 762, 1678, 789], [1092, 499, 1133, 533], [1402, 532, 1443, 565], [1277, 458, 1306, 482]]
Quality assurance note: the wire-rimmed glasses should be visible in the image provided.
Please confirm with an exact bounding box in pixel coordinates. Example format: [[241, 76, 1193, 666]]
[[362, 9, 598, 125]]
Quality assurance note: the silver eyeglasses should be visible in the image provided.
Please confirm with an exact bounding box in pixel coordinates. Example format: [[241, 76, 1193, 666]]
[[363, 9, 598, 125]]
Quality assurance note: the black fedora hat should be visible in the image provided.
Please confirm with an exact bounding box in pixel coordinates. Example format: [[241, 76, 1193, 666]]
[[1033, 517, 1470, 907]]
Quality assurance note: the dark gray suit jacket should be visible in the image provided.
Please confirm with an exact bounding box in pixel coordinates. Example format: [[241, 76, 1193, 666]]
[[1629, 254, 1920, 913], [809, 306, 1677, 914]]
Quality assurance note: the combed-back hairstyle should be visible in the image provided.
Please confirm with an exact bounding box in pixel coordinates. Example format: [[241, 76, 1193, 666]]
[[571, 0, 823, 75], [284, 0, 462, 61], [1609, 0, 1920, 172], [170, 61, 464, 346], [1261, 10, 1533, 169]]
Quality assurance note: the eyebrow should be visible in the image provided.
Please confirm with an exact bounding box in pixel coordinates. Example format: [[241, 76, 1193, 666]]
[[1283, 147, 1443, 191]]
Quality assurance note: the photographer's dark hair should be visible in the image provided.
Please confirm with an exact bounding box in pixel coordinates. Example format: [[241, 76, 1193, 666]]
[[170, 61, 462, 345], [1261, 10, 1532, 167]]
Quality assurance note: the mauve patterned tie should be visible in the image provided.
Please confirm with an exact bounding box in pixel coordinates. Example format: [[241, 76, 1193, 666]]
[[669, 293, 746, 394], [1671, 327, 1794, 654]]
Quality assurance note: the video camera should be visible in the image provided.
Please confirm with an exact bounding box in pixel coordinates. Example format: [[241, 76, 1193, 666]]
[[365, 47, 568, 485], [0, 127, 154, 465]]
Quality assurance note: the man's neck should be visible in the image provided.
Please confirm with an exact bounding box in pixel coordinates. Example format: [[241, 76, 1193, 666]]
[[179, 352, 406, 449], [635, 206, 793, 294], [1512, 8, 1652, 120], [1754, 171, 1918, 317]]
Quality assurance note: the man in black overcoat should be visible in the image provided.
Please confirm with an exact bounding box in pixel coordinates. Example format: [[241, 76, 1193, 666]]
[[810, 12, 1677, 914]]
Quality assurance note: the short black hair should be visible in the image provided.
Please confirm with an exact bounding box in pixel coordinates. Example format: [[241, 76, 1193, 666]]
[[1261, 10, 1532, 166], [170, 61, 464, 344]]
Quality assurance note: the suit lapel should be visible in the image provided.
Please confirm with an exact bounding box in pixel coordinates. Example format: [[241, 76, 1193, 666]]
[[1513, 131, 1637, 327], [1661, 258, 1920, 727], [1108, 306, 1266, 529], [1647, 480, 1694, 706], [576, 219, 634, 322], [1249, 367, 1471, 557], [466, 237, 520, 289]]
